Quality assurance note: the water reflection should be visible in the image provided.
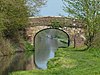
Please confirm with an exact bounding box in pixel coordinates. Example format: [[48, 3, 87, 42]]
[[35, 28, 70, 69], [0, 52, 35, 75]]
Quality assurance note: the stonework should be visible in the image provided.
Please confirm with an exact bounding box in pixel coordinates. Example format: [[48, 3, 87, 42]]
[[26, 16, 86, 47], [26, 26, 50, 45]]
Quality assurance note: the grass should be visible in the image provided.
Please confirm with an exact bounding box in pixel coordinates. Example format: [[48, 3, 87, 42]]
[[10, 47, 100, 75]]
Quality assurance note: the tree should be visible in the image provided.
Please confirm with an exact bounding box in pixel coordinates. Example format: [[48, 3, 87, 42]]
[[0, 0, 28, 38], [26, 0, 47, 16], [0, 13, 6, 34], [0, 0, 47, 55], [0, 0, 47, 39], [63, 0, 100, 47]]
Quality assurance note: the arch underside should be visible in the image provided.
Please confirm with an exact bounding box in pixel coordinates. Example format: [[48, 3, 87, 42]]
[[34, 28, 70, 69]]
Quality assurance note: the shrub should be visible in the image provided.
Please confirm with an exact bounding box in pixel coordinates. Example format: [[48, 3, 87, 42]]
[[51, 21, 61, 28], [0, 36, 14, 56], [92, 32, 100, 48]]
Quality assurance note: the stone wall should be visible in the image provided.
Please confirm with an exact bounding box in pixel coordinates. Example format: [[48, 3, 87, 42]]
[[26, 26, 50, 45], [26, 16, 86, 47], [26, 26, 86, 47], [28, 16, 85, 28]]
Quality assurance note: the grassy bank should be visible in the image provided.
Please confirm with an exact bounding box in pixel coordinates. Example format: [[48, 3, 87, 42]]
[[0, 37, 14, 56], [0, 35, 34, 56], [10, 47, 100, 75]]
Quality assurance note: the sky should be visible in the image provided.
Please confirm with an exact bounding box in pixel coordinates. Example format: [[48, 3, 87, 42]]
[[39, 0, 68, 16]]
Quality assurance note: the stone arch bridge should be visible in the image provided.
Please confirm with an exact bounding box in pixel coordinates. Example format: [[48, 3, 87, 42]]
[[26, 16, 86, 48]]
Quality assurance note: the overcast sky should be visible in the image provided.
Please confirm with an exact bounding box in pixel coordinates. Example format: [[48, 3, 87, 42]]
[[39, 0, 68, 16]]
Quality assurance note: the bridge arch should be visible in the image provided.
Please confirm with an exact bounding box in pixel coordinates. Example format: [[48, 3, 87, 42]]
[[34, 28, 70, 69]]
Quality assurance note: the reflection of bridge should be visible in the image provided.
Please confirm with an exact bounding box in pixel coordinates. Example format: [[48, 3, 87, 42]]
[[26, 16, 86, 47]]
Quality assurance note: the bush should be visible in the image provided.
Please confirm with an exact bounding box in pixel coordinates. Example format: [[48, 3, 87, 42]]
[[51, 21, 61, 28], [0, 36, 14, 56], [24, 41, 34, 51], [48, 57, 77, 69], [92, 32, 100, 48], [0, 0, 28, 40]]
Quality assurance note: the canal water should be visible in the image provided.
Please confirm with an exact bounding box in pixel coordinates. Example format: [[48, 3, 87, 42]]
[[0, 52, 35, 75], [0, 28, 70, 75], [35, 29, 70, 69]]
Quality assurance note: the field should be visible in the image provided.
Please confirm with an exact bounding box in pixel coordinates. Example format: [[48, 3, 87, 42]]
[[10, 47, 100, 75]]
